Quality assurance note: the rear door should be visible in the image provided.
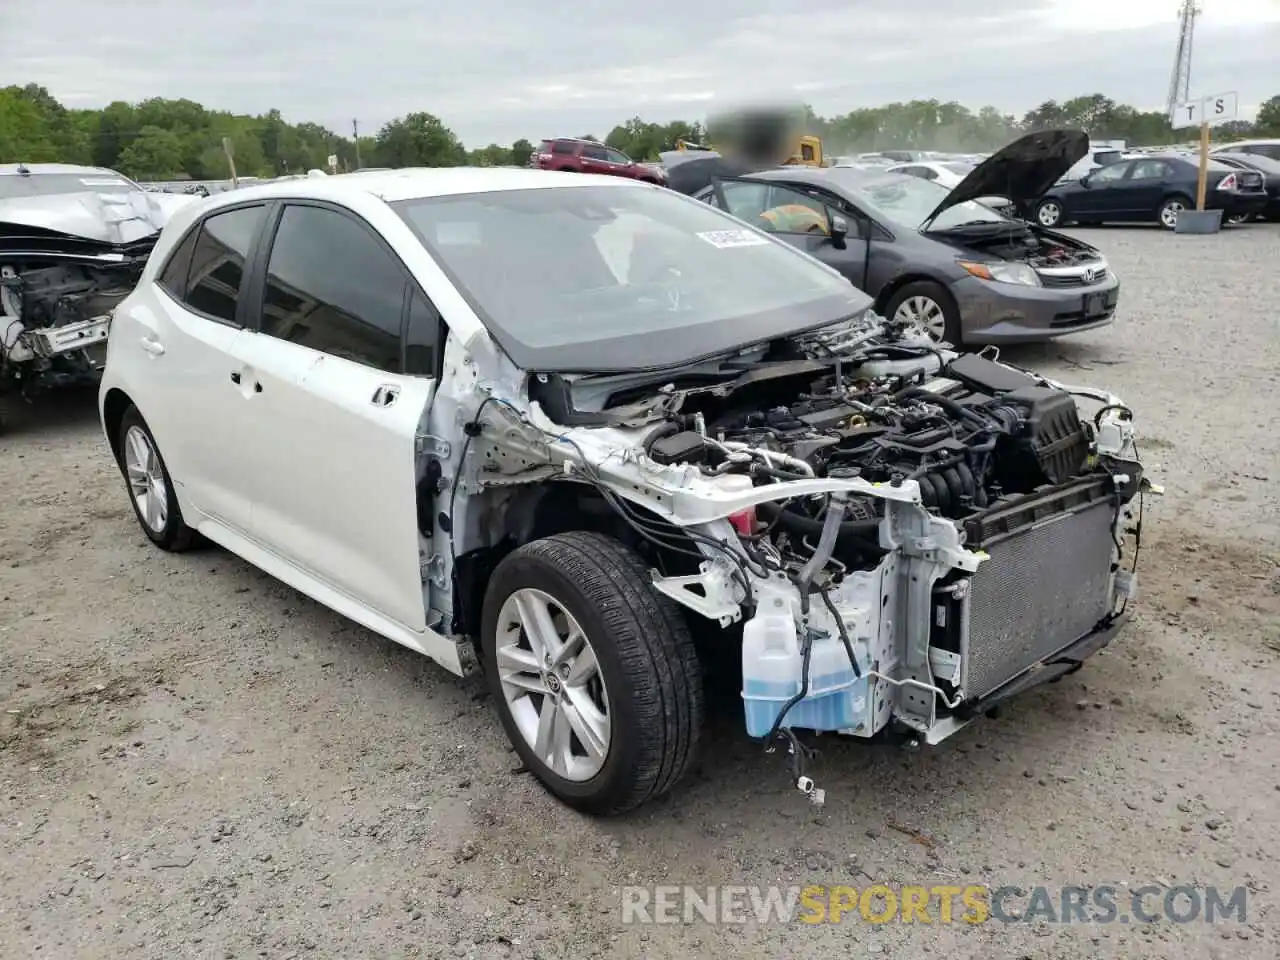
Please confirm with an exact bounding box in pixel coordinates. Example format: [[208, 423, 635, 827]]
[[1124, 159, 1174, 217], [710, 177, 870, 289], [130, 202, 271, 534], [236, 200, 441, 633]]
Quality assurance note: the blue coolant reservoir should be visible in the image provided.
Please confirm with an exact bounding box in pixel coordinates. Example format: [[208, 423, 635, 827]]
[[741, 584, 871, 737]]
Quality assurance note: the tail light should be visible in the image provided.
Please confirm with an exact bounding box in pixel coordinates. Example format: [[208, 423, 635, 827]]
[[1219, 173, 1238, 191], [728, 507, 757, 536]]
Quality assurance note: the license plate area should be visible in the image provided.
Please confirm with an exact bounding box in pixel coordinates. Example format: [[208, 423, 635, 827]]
[[1083, 289, 1118, 316]]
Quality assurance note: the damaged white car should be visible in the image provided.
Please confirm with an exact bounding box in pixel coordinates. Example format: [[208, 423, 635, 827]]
[[99, 169, 1151, 814], [0, 162, 194, 428]]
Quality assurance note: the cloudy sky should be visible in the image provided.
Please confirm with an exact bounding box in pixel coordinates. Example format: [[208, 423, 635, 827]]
[[5, 0, 1279, 146]]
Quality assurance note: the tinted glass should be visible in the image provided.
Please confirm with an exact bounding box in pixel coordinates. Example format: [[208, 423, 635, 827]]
[[157, 228, 199, 298], [405, 289, 442, 377], [551, 141, 575, 155], [605, 149, 629, 164], [582, 145, 609, 160], [185, 205, 266, 324], [1130, 160, 1169, 179], [725, 183, 833, 235], [1092, 162, 1130, 183], [259, 205, 405, 372], [394, 183, 864, 372]]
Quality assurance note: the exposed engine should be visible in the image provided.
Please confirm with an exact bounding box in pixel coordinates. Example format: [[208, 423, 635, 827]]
[[643, 352, 1102, 553], [1, 261, 142, 329]]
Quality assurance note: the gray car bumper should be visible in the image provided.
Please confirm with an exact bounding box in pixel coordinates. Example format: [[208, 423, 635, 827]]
[[951, 274, 1120, 344]]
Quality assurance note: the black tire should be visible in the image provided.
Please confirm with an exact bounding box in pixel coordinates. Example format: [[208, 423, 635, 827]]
[[1035, 198, 1065, 228], [481, 531, 704, 815], [116, 405, 198, 552], [883, 279, 962, 345], [1159, 194, 1192, 230]]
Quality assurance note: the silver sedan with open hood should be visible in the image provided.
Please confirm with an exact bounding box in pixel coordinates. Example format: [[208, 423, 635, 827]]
[[693, 129, 1121, 346]]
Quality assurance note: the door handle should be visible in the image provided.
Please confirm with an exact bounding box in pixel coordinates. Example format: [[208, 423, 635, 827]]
[[140, 335, 165, 357], [371, 384, 400, 407], [230, 371, 241, 383]]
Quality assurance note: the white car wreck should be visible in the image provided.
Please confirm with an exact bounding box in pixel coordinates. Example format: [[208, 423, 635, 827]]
[[98, 168, 1151, 814], [0, 162, 195, 427]]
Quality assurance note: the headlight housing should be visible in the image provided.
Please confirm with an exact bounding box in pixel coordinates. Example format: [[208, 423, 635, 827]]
[[957, 260, 1041, 287]]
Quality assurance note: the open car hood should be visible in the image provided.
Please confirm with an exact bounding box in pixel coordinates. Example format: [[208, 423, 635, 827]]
[[0, 190, 174, 245], [921, 129, 1089, 227]]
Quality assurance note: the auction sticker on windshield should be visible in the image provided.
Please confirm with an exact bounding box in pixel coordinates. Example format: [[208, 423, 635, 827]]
[[696, 229, 769, 249]]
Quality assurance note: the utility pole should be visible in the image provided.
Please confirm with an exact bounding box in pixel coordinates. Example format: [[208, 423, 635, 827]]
[[353, 119, 362, 170], [1165, 1, 1199, 123]]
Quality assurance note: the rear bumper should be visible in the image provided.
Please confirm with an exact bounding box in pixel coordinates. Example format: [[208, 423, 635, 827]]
[[1217, 192, 1269, 217], [952, 273, 1120, 345]]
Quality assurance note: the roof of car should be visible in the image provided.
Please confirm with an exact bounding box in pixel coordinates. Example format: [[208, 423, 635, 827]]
[[198, 167, 637, 208], [0, 162, 131, 178]]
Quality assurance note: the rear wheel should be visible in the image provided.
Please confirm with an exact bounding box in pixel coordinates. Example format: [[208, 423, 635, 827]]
[[116, 406, 198, 551], [885, 280, 962, 345], [481, 531, 704, 815], [1159, 195, 1192, 230]]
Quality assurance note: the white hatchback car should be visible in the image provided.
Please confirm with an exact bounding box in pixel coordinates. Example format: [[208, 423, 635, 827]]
[[101, 169, 1147, 814]]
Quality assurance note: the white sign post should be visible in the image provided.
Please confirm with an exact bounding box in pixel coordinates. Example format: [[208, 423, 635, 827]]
[[1173, 91, 1239, 211]]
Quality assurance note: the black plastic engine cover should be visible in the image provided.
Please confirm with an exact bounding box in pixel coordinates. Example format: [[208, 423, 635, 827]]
[[648, 431, 709, 465], [993, 386, 1090, 487]]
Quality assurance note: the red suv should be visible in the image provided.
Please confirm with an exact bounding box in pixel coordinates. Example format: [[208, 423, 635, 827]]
[[530, 138, 667, 184]]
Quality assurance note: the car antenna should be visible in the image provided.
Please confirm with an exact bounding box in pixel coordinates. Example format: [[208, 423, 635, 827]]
[[16, 163, 30, 176]]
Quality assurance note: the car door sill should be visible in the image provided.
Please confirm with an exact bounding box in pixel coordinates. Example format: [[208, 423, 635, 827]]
[[194, 516, 469, 676]]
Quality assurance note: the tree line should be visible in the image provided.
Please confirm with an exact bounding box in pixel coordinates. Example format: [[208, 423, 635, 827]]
[[3, 83, 1279, 182]]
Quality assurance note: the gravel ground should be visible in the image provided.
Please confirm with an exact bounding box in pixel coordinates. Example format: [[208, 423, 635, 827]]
[[2, 222, 1278, 960]]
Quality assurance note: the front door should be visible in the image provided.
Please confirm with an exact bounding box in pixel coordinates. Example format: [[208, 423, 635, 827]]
[[1072, 160, 1132, 218], [237, 201, 441, 634], [1122, 159, 1173, 219], [710, 177, 869, 289]]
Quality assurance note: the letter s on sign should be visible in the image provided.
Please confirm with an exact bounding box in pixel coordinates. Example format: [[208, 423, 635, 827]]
[[1215, 98, 1225, 114]]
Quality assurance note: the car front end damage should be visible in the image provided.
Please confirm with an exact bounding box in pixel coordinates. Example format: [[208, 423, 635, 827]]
[[443, 311, 1153, 795], [0, 180, 179, 416]]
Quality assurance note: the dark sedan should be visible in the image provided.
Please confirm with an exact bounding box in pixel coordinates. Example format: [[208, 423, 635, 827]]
[[690, 129, 1119, 346], [1029, 154, 1268, 230], [1212, 153, 1280, 222]]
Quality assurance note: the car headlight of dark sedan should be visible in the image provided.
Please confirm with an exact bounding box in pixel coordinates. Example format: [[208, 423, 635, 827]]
[[956, 260, 1042, 287]]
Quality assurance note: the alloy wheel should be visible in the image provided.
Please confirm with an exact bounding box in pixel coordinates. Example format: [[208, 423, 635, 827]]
[[1161, 201, 1184, 228], [894, 295, 947, 341], [494, 588, 611, 782], [1037, 202, 1062, 227], [123, 424, 168, 534]]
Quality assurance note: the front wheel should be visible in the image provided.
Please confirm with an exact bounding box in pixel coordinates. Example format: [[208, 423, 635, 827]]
[[1035, 199, 1064, 228], [884, 280, 962, 345], [481, 531, 704, 815], [1159, 195, 1192, 230]]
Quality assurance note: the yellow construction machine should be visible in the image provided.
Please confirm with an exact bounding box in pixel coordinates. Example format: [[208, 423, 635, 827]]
[[676, 108, 825, 167]]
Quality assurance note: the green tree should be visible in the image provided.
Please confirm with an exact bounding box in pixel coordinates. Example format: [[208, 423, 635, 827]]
[[373, 113, 467, 168], [510, 137, 535, 166], [1256, 94, 1280, 135], [116, 125, 184, 179], [469, 143, 512, 166]]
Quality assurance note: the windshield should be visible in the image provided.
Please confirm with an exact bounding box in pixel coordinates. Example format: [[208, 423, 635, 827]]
[[0, 171, 141, 200], [837, 171, 1008, 229], [394, 183, 868, 372]]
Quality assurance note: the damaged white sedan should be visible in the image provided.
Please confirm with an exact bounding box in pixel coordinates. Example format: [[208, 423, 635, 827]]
[[99, 169, 1151, 814]]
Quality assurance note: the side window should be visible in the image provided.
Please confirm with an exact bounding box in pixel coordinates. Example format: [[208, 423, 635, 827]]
[[259, 204, 406, 373], [156, 226, 199, 299], [756, 184, 835, 236], [1130, 160, 1169, 179], [716, 180, 771, 220], [1092, 162, 1130, 183], [551, 141, 574, 155], [605, 148, 630, 164], [184, 205, 267, 324], [581, 145, 609, 161], [1258, 145, 1280, 161], [404, 289, 442, 377]]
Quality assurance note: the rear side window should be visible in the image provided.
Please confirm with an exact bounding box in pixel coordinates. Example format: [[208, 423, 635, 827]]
[[405, 289, 442, 377], [259, 204, 406, 372], [551, 141, 575, 155], [156, 228, 199, 298], [183, 205, 267, 325]]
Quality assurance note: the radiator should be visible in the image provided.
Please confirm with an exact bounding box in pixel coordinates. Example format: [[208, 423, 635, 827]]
[[961, 494, 1116, 699]]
